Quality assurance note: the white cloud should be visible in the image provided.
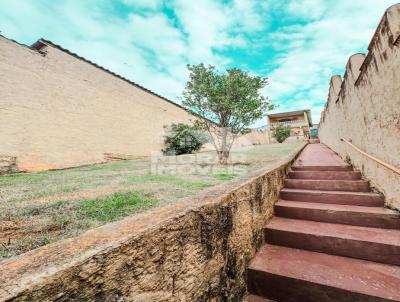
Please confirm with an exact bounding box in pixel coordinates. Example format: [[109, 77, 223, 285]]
[[0, 0, 270, 102], [127, 13, 187, 73], [122, 0, 162, 10], [0, 0, 188, 100], [170, 0, 268, 64], [264, 0, 399, 123], [286, 0, 327, 20], [171, 0, 234, 64], [0, 0, 397, 125], [231, 0, 265, 31]]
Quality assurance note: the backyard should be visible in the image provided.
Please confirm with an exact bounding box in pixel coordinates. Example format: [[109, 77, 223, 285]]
[[0, 142, 304, 259]]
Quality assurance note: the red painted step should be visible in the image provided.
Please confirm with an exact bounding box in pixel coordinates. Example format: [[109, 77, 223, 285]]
[[246, 144, 400, 301], [265, 217, 400, 265], [275, 200, 400, 229], [291, 165, 352, 171], [247, 244, 400, 302], [280, 188, 383, 206], [288, 170, 362, 180], [284, 179, 370, 192]]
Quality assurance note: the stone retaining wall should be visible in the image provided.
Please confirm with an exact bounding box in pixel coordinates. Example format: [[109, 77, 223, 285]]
[[0, 144, 305, 302], [319, 4, 400, 210]]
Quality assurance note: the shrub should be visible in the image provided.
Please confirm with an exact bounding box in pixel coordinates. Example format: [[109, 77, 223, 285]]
[[163, 123, 208, 155], [273, 124, 291, 143]]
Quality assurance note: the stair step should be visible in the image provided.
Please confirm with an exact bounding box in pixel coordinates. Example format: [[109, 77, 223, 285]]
[[291, 165, 352, 171], [288, 170, 362, 180], [246, 144, 400, 301], [280, 188, 383, 207], [265, 217, 400, 265], [284, 179, 369, 192], [275, 200, 400, 229], [247, 244, 400, 302]]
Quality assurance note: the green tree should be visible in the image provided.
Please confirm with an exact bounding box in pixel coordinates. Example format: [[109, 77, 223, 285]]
[[163, 123, 208, 155], [273, 124, 291, 143], [182, 64, 274, 164]]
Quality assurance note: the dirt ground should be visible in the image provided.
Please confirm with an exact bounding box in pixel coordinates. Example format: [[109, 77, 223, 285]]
[[0, 142, 303, 259]]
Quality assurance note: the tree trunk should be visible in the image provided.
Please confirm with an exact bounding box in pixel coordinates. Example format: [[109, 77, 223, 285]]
[[217, 150, 230, 165], [218, 128, 230, 165]]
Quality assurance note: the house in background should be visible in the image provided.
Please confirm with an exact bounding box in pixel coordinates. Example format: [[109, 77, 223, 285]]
[[266, 109, 312, 143], [310, 124, 319, 138]]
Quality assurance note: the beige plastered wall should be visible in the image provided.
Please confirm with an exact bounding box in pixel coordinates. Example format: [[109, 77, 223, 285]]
[[0, 37, 212, 172], [0, 37, 272, 172], [319, 4, 400, 210]]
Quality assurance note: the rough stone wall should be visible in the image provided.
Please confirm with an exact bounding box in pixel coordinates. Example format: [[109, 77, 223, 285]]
[[0, 155, 17, 174], [0, 144, 304, 302], [319, 4, 400, 210], [0, 37, 197, 172]]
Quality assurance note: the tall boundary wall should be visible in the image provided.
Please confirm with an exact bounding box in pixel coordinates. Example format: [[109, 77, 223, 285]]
[[0, 144, 306, 301], [0, 36, 267, 173], [319, 4, 400, 210], [0, 36, 197, 172]]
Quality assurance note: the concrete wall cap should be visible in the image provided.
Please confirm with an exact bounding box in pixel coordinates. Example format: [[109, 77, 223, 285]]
[[386, 4, 400, 43], [330, 75, 342, 93], [346, 53, 366, 81], [327, 75, 342, 104]]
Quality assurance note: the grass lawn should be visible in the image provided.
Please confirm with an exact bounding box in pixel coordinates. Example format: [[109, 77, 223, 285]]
[[0, 141, 303, 259]]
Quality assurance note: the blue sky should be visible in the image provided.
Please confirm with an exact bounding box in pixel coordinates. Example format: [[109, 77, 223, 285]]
[[0, 0, 398, 126]]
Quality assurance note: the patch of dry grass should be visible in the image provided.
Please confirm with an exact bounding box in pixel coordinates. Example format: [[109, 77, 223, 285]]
[[0, 142, 304, 259]]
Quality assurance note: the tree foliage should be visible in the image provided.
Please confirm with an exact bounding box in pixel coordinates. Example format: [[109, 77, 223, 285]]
[[273, 124, 291, 143], [163, 123, 208, 155], [182, 64, 274, 164]]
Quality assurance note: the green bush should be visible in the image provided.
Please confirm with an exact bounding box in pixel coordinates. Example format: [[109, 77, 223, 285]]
[[163, 123, 208, 155], [273, 124, 291, 143]]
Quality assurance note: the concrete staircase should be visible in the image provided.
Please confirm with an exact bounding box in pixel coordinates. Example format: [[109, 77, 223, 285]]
[[246, 144, 400, 302]]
